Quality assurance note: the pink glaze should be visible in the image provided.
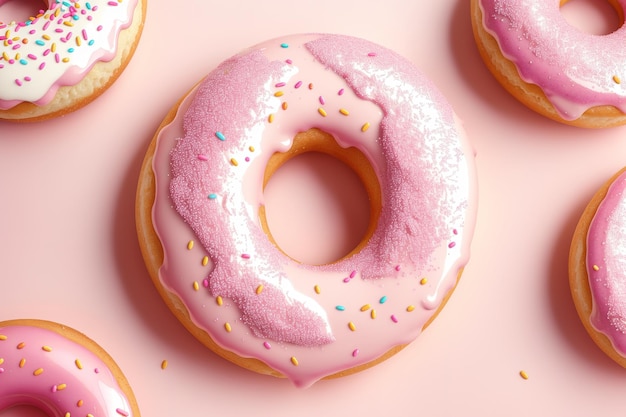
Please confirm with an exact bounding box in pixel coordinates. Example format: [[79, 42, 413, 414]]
[[586, 169, 626, 356], [0, 321, 135, 416], [0, 0, 139, 109], [478, 0, 626, 120], [151, 34, 477, 387]]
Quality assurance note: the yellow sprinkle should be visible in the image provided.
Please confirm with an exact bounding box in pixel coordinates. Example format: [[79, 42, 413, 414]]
[[193, 281, 200, 291], [339, 108, 350, 116], [224, 322, 232, 332], [201, 256, 209, 266], [519, 370, 529, 380], [63, 21, 74, 27], [33, 368, 44, 376], [314, 285, 321, 294], [62, 57, 70, 63], [420, 277, 428, 285], [360, 304, 371, 312], [187, 240, 194, 250], [249, 146, 255, 152], [318, 107, 327, 117], [19, 358, 26, 368], [282, 102, 288, 110], [230, 157, 239, 166], [290, 356, 299, 366], [2, 52, 8, 61], [0, 358, 4, 365], [407, 305, 416, 312], [65, 413, 71, 417], [87, 414, 94, 417], [75, 359, 83, 370], [161, 360, 168, 370], [593, 265, 600, 271], [361, 122, 371, 132], [0, 335, 7, 341], [216, 296, 223, 306], [371, 309, 377, 319], [51, 42, 57, 52], [14, 53, 20, 61], [268, 113, 275, 123], [75, 36, 81, 47], [348, 322, 356, 331], [614, 75, 621, 84], [42, 34, 51, 40], [256, 284, 264, 295], [42, 345, 52, 352], [274, 91, 284, 97]]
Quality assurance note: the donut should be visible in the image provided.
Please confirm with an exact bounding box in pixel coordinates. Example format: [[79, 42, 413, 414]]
[[471, 0, 626, 128], [0, 0, 146, 122], [570, 167, 626, 366], [136, 33, 477, 388], [0, 319, 140, 416]]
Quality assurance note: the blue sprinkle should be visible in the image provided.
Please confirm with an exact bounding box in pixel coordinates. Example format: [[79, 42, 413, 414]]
[[73, 14, 79, 20], [379, 296, 388, 304], [68, 47, 75, 53], [335, 305, 345, 311], [19, 59, 27, 65], [88, 40, 95, 46], [208, 193, 218, 200], [215, 131, 226, 141], [86, 2, 92, 9], [280, 43, 289, 48], [35, 40, 45, 46]]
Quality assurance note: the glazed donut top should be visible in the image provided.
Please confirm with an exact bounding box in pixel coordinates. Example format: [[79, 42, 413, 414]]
[[478, 0, 626, 120], [151, 33, 476, 387], [586, 169, 626, 356], [0, 0, 139, 110], [0, 322, 135, 416]]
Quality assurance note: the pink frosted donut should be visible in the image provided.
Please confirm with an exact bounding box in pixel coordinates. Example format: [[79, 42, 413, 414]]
[[570, 167, 626, 367], [0, 319, 140, 416], [137, 33, 477, 388], [471, 0, 626, 128], [0, 0, 146, 121]]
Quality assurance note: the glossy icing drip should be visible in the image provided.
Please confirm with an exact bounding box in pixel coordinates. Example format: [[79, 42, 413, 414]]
[[586, 170, 626, 355], [479, 0, 626, 120], [0, 0, 138, 109], [0, 323, 133, 416], [153, 34, 477, 387]]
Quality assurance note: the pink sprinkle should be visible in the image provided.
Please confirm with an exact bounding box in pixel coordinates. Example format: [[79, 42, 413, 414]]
[[39, 62, 46, 70], [82, 29, 88, 40], [343, 277, 351, 283], [0, 368, 4, 373], [349, 270, 357, 279], [245, 156, 250, 162], [107, 1, 118, 5], [197, 154, 208, 161], [241, 254, 251, 259], [319, 96, 325, 105], [202, 279, 209, 288], [453, 228, 458, 235], [338, 88, 345, 95], [285, 59, 293, 64], [275, 82, 286, 88], [352, 349, 359, 357], [448, 242, 456, 249], [15, 79, 22, 87], [391, 315, 398, 323], [94, 368, 100, 374], [51, 385, 58, 393], [294, 80, 302, 89], [24, 76, 31, 82], [395, 265, 401, 271], [116, 409, 130, 417], [263, 341, 272, 350], [27, 54, 36, 60], [97, 25, 103, 31], [367, 52, 377, 57]]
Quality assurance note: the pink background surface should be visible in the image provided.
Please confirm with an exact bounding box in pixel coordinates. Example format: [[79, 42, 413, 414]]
[[1, 0, 626, 415]]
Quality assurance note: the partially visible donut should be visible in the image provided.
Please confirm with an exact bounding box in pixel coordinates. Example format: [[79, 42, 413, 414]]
[[0, 0, 146, 122], [570, 167, 626, 366], [136, 33, 477, 388], [0, 319, 140, 416], [471, 0, 626, 128]]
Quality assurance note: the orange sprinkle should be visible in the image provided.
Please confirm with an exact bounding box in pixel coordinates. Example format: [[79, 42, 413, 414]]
[[62, 57, 70, 63], [75, 359, 83, 370], [249, 146, 255, 152], [19, 358, 26, 368], [0, 335, 6, 341], [348, 322, 356, 331], [361, 122, 371, 132], [77, 400, 84, 407], [57, 383, 67, 390], [282, 102, 288, 110], [230, 157, 239, 166], [63, 21, 74, 27], [187, 240, 194, 250], [224, 322, 232, 332], [161, 360, 168, 370], [268, 113, 275, 123], [519, 370, 529, 380], [613, 75, 621, 84], [216, 296, 223, 306], [308, 83, 314, 89], [290, 356, 299, 366], [33, 368, 44, 376], [17, 342, 25, 349], [51, 43, 57, 52], [339, 108, 350, 116], [75, 36, 81, 47], [420, 277, 428, 285], [42, 345, 52, 352], [318, 107, 327, 117], [256, 284, 264, 295]]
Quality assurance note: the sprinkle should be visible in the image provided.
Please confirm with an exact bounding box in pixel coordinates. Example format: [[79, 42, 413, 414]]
[[33, 368, 44, 376], [230, 157, 239, 166], [290, 356, 299, 366], [448, 241, 456, 249], [255, 284, 264, 295], [208, 193, 218, 200], [216, 296, 223, 306], [348, 322, 356, 331], [268, 113, 275, 123], [193, 281, 200, 291], [241, 253, 251, 259], [116, 408, 130, 417], [275, 82, 286, 87], [370, 309, 377, 319], [319, 95, 325, 105], [407, 305, 416, 312], [215, 131, 226, 141], [19, 358, 26, 368], [274, 91, 284, 97], [308, 83, 314, 89], [318, 107, 327, 117], [203, 279, 209, 288], [0, 335, 6, 341], [352, 349, 359, 357], [395, 265, 401, 271], [360, 304, 371, 312], [314, 285, 321, 294], [349, 270, 357, 279], [197, 154, 208, 161], [75, 359, 83, 370], [249, 146, 255, 152], [336, 305, 346, 311], [593, 265, 600, 271], [17, 342, 26, 349], [224, 323, 232, 332], [280, 42, 289, 48], [42, 345, 52, 352], [281, 102, 288, 110], [420, 277, 428, 285], [56, 383, 67, 391], [339, 108, 349, 116], [391, 315, 399, 323], [338, 88, 345, 95], [263, 341, 272, 349], [361, 122, 371, 132], [161, 360, 168, 370], [187, 240, 194, 250], [367, 52, 377, 57], [294, 80, 303, 89], [519, 370, 529, 380], [0, 359, 4, 365], [285, 59, 293, 64], [614, 75, 621, 84], [379, 296, 388, 304], [202, 256, 209, 266]]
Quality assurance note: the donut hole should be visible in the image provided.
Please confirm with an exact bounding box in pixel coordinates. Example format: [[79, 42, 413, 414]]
[[0, 0, 47, 24], [260, 128, 380, 266], [0, 404, 48, 417], [560, 0, 624, 35]]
